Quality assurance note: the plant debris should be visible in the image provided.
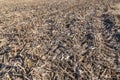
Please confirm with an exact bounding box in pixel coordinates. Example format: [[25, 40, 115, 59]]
[[0, 0, 120, 80]]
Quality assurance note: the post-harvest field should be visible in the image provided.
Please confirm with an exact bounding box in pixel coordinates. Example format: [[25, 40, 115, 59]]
[[0, 0, 120, 80]]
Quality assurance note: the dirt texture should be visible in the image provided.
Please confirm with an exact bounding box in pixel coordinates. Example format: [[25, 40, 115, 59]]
[[0, 0, 120, 80]]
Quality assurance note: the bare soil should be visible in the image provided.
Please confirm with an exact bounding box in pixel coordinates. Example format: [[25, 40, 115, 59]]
[[0, 0, 120, 80]]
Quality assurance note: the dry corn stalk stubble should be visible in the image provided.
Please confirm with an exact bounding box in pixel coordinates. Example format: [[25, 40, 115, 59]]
[[0, 0, 120, 80]]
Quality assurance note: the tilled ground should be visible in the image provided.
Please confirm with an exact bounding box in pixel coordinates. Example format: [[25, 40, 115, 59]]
[[0, 0, 120, 80]]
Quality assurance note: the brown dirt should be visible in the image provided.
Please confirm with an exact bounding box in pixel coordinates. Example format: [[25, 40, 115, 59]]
[[0, 0, 120, 80]]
